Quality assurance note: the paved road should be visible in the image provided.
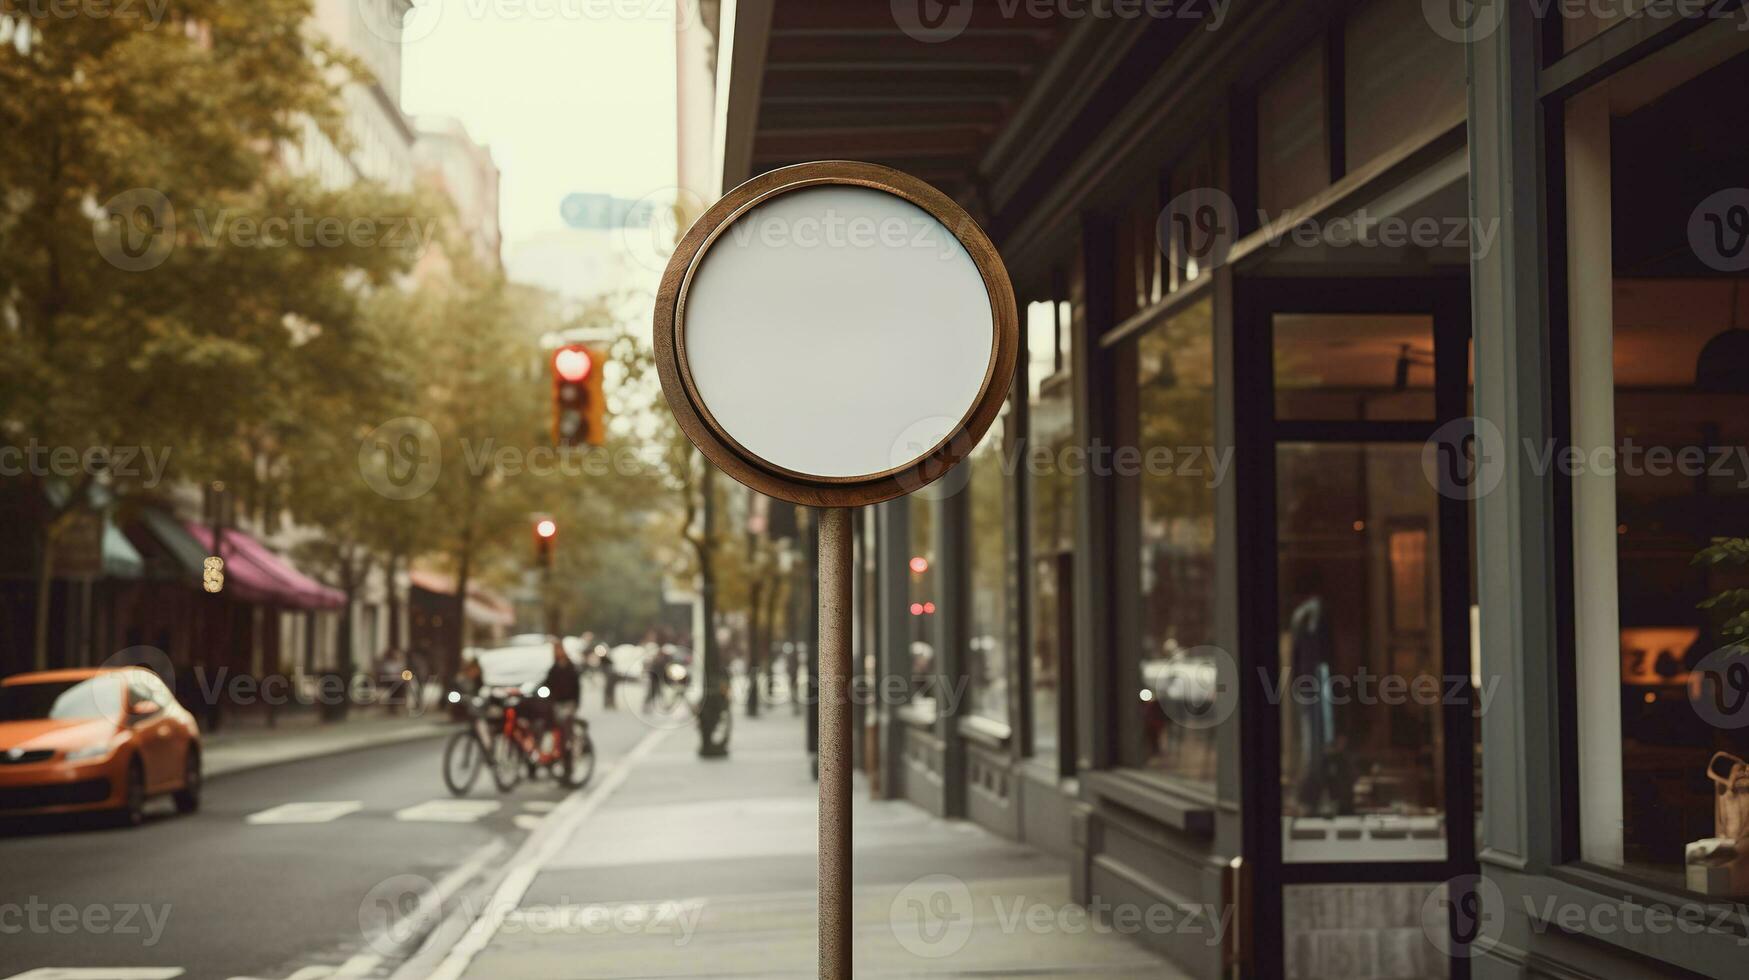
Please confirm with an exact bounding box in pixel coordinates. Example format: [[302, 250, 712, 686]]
[[0, 705, 657, 980]]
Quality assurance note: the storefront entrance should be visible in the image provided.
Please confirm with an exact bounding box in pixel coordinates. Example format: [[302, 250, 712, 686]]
[[1237, 278, 1479, 979]]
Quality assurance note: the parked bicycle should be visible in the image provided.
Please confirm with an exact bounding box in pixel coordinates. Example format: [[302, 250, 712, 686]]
[[442, 686, 595, 795]]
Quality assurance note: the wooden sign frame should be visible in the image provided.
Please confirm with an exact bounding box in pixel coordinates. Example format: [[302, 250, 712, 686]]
[[653, 160, 1020, 508]]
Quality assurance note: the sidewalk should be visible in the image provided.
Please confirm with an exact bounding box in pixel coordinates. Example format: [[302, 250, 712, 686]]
[[444, 710, 1188, 978], [203, 710, 453, 778]]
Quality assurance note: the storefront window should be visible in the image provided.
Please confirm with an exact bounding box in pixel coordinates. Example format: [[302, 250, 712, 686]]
[[1277, 443, 1446, 862], [1028, 297, 1073, 760], [966, 412, 1013, 725], [1567, 40, 1749, 889], [1274, 313, 1436, 421], [1118, 297, 1219, 783], [908, 493, 937, 712]]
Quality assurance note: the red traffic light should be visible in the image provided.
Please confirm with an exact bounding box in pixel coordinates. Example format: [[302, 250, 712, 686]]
[[535, 518, 557, 539], [553, 346, 593, 383]]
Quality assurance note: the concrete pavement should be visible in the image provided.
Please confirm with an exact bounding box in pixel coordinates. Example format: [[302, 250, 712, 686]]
[[442, 710, 1189, 978]]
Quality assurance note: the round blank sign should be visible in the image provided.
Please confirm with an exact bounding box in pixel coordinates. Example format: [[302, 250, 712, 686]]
[[654, 162, 1019, 508]]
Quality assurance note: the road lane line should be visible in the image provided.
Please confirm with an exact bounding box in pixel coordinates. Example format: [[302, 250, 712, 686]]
[[393, 799, 500, 823], [396, 727, 670, 980], [244, 801, 363, 824], [3, 971, 185, 980]]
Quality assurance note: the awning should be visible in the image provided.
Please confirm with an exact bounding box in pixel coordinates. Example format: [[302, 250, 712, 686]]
[[133, 507, 208, 582], [410, 570, 515, 627], [100, 519, 144, 579], [181, 521, 346, 611]]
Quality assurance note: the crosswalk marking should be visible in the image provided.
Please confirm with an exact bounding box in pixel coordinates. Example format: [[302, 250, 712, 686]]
[[394, 799, 501, 823], [513, 814, 545, 831], [223, 953, 380, 980], [3, 971, 185, 980], [245, 801, 364, 825], [521, 801, 558, 813]]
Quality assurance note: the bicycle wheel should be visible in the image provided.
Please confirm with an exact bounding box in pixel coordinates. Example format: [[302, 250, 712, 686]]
[[559, 720, 596, 789], [441, 730, 485, 796], [488, 729, 524, 792]]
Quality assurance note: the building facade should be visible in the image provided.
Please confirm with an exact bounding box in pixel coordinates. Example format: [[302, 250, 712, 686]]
[[689, 1, 1749, 977]]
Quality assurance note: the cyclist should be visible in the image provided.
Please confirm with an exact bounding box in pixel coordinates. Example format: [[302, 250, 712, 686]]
[[543, 640, 582, 753]]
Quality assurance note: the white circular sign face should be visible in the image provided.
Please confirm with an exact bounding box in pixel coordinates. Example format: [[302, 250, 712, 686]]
[[681, 185, 995, 480]]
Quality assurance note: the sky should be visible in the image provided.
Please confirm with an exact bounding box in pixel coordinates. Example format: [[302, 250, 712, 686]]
[[399, 0, 679, 299]]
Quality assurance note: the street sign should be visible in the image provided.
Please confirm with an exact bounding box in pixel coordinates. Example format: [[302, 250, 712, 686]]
[[653, 161, 1018, 979]]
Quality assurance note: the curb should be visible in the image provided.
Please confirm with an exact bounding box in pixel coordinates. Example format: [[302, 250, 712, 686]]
[[204, 721, 457, 779]]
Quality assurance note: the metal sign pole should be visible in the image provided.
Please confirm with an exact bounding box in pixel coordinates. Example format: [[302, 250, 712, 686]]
[[653, 160, 1018, 980], [817, 506, 852, 979]]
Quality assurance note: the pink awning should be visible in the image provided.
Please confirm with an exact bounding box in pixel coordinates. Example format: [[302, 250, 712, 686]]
[[182, 522, 346, 610]]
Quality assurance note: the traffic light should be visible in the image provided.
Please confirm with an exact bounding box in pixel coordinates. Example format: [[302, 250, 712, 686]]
[[552, 344, 606, 448], [534, 517, 556, 568]]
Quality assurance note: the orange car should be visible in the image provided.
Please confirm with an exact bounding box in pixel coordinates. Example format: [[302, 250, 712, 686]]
[[0, 667, 202, 826]]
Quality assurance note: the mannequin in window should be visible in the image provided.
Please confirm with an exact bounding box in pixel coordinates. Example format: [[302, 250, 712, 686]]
[[1288, 571, 1351, 816]]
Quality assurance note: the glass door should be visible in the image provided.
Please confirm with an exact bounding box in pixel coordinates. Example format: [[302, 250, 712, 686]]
[[1239, 279, 1478, 980]]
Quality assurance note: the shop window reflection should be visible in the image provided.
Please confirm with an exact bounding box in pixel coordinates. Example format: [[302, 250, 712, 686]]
[[1122, 297, 1219, 783], [908, 494, 936, 716], [966, 414, 1013, 725], [1274, 313, 1436, 421], [1277, 443, 1446, 862]]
